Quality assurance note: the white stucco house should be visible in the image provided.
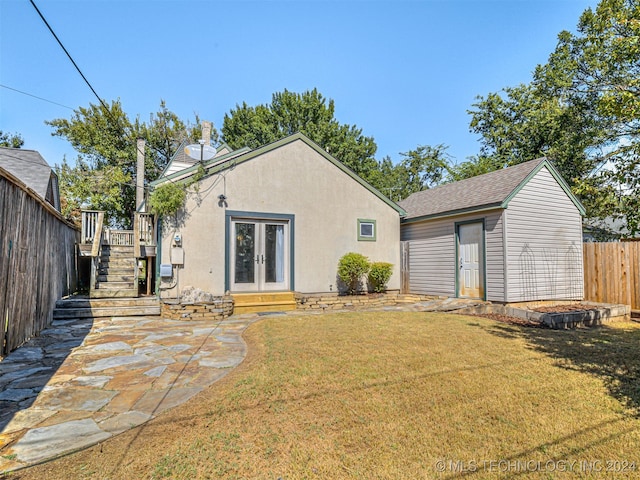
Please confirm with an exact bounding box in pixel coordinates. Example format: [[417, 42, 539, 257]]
[[151, 133, 405, 311]]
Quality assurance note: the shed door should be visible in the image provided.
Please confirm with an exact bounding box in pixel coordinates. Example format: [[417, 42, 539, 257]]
[[457, 222, 484, 299]]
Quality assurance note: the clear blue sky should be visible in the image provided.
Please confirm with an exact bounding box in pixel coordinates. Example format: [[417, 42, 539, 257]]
[[1, 0, 597, 169]]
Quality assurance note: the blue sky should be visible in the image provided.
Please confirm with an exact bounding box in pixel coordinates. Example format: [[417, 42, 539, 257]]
[[1, 0, 597, 169]]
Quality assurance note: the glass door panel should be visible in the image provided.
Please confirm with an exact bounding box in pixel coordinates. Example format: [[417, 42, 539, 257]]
[[265, 224, 284, 284], [231, 219, 289, 292], [234, 223, 256, 285]]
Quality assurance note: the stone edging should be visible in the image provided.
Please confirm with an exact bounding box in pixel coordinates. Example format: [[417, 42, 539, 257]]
[[161, 296, 234, 321], [455, 301, 630, 329], [294, 292, 436, 311], [160, 292, 439, 319]]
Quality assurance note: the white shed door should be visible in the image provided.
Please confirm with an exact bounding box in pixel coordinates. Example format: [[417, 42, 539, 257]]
[[458, 222, 484, 299]]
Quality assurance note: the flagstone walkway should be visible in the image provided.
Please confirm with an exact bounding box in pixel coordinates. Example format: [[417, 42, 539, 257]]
[[0, 297, 483, 473]]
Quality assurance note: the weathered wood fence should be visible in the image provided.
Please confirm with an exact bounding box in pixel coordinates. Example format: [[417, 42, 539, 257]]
[[400, 241, 410, 294], [0, 167, 78, 356], [583, 242, 640, 312]]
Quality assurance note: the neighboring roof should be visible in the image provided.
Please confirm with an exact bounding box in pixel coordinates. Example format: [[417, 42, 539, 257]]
[[399, 158, 586, 222], [158, 141, 240, 179], [0, 147, 60, 210], [583, 216, 637, 241], [151, 132, 406, 215]]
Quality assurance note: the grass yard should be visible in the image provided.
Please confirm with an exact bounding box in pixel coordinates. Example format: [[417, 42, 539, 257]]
[[6, 311, 640, 479]]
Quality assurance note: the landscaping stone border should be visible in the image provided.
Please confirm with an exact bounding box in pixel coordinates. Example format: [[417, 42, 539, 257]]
[[294, 292, 436, 311], [455, 300, 630, 329], [161, 296, 234, 321]]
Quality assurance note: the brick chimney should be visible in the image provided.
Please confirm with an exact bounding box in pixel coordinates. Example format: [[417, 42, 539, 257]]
[[201, 121, 212, 146]]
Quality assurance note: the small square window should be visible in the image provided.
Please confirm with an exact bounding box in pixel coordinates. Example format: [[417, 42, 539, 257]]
[[358, 219, 376, 241]]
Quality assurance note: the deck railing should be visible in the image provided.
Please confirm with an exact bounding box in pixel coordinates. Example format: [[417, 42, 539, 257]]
[[81, 210, 102, 244], [107, 229, 135, 246], [81, 209, 156, 256], [88, 211, 104, 292], [134, 212, 156, 257]]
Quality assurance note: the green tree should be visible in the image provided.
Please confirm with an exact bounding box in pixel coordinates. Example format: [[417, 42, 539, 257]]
[[0, 131, 24, 148], [367, 146, 450, 201], [447, 155, 503, 182], [538, 0, 640, 234], [55, 156, 129, 225], [222, 89, 379, 183], [49, 99, 211, 227], [468, 84, 600, 188], [466, 0, 640, 233]]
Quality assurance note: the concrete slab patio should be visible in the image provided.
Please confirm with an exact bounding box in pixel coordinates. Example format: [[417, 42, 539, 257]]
[[0, 297, 485, 473]]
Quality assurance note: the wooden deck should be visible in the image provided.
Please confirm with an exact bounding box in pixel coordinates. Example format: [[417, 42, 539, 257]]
[[80, 210, 157, 298]]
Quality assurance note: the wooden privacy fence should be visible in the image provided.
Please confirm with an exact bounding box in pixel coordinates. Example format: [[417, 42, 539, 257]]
[[583, 242, 640, 311], [0, 168, 79, 356]]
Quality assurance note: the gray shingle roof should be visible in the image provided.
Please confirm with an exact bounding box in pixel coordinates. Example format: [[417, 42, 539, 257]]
[[399, 158, 547, 220], [0, 147, 60, 209]]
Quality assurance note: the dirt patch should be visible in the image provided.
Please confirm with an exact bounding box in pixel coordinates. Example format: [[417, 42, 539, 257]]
[[532, 304, 600, 313]]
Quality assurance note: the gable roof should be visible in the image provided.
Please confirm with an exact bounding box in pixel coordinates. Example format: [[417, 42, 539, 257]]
[[399, 158, 585, 222], [0, 147, 60, 210], [151, 132, 406, 215]]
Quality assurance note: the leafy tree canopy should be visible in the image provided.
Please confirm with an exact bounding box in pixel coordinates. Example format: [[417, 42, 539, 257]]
[[222, 88, 379, 183], [369, 145, 450, 201], [49, 99, 214, 226], [0, 131, 24, 148], [466, 0, 640, 235]]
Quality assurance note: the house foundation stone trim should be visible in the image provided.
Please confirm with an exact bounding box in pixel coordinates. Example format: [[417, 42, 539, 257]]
[[161, 296, 234, 321]]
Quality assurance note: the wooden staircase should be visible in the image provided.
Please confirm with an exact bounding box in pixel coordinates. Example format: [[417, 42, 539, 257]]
[[232, 292, 297, 314], [91, 245, 137, 298], [54, 296, 160, 319]]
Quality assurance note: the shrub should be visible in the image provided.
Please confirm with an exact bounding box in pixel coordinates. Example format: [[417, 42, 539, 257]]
[[149, 182, 186, 218], [337, 252, 370, 295], [149, 165, 206, 218], [368, 262, 393, 293]]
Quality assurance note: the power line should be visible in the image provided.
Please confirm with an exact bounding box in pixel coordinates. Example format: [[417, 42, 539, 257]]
[[28, 1, 189, 167], [0, 84, 73, 110], [29, 0, 110, 114]]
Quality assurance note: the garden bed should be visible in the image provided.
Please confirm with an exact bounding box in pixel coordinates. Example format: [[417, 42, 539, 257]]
[[455, 301, 630, 329]]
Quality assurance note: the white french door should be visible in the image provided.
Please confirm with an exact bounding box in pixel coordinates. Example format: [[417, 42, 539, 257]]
[[231, 219, 289, 291]]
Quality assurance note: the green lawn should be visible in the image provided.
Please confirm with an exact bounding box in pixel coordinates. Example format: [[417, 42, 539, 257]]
[[14, 311, 640, 479]]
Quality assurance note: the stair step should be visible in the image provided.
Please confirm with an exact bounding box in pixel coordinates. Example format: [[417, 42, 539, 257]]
[[56, 297, 159, 309], [233, 305, 297, 315], [99, 267, 135, 275], [101, 246, 134, 253], [53, 305, 160, 319], [232, 292, 297, 314], [90, 289, 139, 298], [100, 257, 135, 264], [96, 281, 136, 289], [98, 274, 135, 282], [232, 292, 296, 304]]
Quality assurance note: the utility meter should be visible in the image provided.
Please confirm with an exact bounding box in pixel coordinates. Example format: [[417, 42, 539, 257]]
[[173, 233, 182, 246]]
